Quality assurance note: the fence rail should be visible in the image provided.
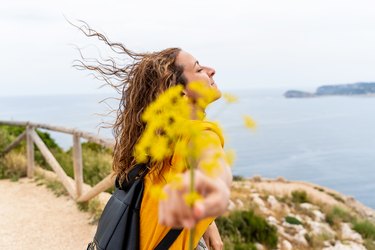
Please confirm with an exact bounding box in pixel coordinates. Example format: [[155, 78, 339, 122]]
[[0, 120, 116, 202]]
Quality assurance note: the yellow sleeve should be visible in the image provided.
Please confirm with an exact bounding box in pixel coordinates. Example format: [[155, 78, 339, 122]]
[[140, 120, 224, 249]]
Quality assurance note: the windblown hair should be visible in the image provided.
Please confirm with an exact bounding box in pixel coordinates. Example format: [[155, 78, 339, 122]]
[[73, 22, 187, 184]]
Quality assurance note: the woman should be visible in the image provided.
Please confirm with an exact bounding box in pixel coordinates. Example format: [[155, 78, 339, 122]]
[[78, 24, 232, 249]]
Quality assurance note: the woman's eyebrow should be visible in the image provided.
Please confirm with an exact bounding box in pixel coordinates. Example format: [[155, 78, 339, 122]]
[[193, 61, 200, 68]]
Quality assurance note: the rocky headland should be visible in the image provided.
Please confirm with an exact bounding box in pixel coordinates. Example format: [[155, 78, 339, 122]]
[[284, 82, 375, 98], [226, 176, 375, 250]]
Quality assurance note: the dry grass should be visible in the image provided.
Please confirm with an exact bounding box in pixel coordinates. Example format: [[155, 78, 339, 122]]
[[0, 152, 27, 181]]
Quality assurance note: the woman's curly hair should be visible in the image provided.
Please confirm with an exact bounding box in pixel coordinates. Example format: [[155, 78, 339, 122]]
[[73, 21, 187, 184]]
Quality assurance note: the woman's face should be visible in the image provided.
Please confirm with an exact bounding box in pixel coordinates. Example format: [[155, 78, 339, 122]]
[[176, 50, 221, 101]]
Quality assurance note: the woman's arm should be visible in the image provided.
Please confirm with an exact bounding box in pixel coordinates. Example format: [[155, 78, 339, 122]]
[[158, 129, 232, 228], [203, 221, 224, 250]]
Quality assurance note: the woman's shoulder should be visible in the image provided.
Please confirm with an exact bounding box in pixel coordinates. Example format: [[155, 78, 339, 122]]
[[190, 120, 224, 147]]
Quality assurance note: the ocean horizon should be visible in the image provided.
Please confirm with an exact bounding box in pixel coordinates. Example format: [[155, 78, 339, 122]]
[[1, 88, 374, 209]]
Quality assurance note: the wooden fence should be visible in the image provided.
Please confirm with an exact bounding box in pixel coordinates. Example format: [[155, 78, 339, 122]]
[[0, 120, 115, 202]]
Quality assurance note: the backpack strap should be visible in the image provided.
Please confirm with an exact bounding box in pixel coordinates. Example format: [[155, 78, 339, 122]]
[[115, 163, 149, 191], [117, 164, 183, 249], [154, 229, 183, 250]]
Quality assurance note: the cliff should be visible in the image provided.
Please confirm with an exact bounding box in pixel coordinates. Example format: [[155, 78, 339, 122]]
[[222, 176, 375, 249], [284, 82, 375, 98]]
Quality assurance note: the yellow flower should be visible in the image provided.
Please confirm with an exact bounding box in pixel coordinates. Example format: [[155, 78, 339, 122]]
[[243, 115, 256, 130], [200, 157, 222, 177], [165, 173, 184, 189], [225, 149, 236, 166], [149, 184, 168, 200], [223, 93, 238, 103], [183, 192, 202, 206], [186, 81, 218, 109], [149, 136, 170, 161]]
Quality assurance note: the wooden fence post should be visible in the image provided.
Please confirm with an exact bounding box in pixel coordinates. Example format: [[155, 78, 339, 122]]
[[73, 133, 83, 198], [26, 125, 34, 178]]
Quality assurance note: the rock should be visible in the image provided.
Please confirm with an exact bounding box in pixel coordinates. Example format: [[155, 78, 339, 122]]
[[250, 194, 269, 214], [294, 229, 309, 246], [347, 196, 355, 202], [276, 176, 287, 183], [306, 219, 336, 238], [235, 198, 244, 208], [252, 175, 262, 182], [266, 216, 279, 226], [259, 206, 270, 215], [251, 194, 266, 207], [323, 241, 332, 247], [323, 241, 367, 250], [254, 243, 264, 250], [341, 223, 363, 243], [267, 195, 281, 211], [282, 220, 304, 231], [228, 200, 236, 211], [313, 210, 326, 221], [300, 202, 317, 210], [280, 203, 291, 214], [281, 240, 292, 250]]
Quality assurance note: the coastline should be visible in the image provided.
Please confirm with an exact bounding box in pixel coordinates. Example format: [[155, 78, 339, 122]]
[[233, 176, 375, 220], [228, 176, 375, 249]]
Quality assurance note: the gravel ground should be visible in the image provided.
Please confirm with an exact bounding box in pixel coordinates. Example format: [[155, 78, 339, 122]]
[[0, 178, 97, 250]]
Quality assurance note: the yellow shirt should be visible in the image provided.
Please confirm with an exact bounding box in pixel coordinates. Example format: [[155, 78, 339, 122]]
[[140, 120, 224, 249]]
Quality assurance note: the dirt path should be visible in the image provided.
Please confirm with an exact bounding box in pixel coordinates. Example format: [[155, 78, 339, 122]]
[[0, 178, 97, 250]]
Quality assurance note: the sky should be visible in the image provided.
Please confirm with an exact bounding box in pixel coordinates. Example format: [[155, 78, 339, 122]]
[[1, 0, 375, 96]]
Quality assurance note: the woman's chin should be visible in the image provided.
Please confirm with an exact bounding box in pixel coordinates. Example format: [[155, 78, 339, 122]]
[[212, 88, 222, 102]]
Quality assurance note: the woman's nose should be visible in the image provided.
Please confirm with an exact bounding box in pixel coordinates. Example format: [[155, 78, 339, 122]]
[[205, 66, 216, 78]]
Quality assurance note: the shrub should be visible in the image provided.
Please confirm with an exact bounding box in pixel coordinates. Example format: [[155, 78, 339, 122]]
[[325, 206, 353, 226], [81, 146, 112, 187], [364, 239, 375, 250], [233, 175, 245, 181], [305, 232, 333, 249], [327, 192, 345, 203], [285, 216, 302, 225], [291, 190, 308, 203], [216, 210, 278, 249], [0, 125, 25, 153], [0, 152, 27, 181], [353, 220, 375, 240], [1, 125, 113, 188], [45, 179, 68, 197], [77, 198, 103, 224]]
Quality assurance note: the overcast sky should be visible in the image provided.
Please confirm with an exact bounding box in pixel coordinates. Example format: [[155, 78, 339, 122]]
[[1, 0, 375, 96]]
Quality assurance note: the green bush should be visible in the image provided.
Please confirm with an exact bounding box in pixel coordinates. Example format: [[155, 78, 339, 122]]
[[0, 125, 25, 152], [291, 190, 308, 203], [0, 125, 113, 190], [325, 206, 353, 226], [327, 192, 345, 203], [233, 243, 257, 250], [233, 175, 245, 181], [353, 220, 375, 240], [285, 216, 302, 225], [216, 210, 278, 249]]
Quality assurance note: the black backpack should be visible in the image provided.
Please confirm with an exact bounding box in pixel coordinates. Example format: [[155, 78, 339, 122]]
[[87, 163, 182, 250]]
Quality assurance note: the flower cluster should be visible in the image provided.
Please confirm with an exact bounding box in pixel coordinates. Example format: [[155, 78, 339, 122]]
[[133, 81, 256, 250], [134, 80, 255, 202]]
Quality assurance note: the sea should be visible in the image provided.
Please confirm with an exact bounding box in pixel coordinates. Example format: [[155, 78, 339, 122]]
[[1, 88, 374, 209]]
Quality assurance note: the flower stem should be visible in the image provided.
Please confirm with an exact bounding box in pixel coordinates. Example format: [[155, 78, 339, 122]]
[[189, 162, 195, 250]]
